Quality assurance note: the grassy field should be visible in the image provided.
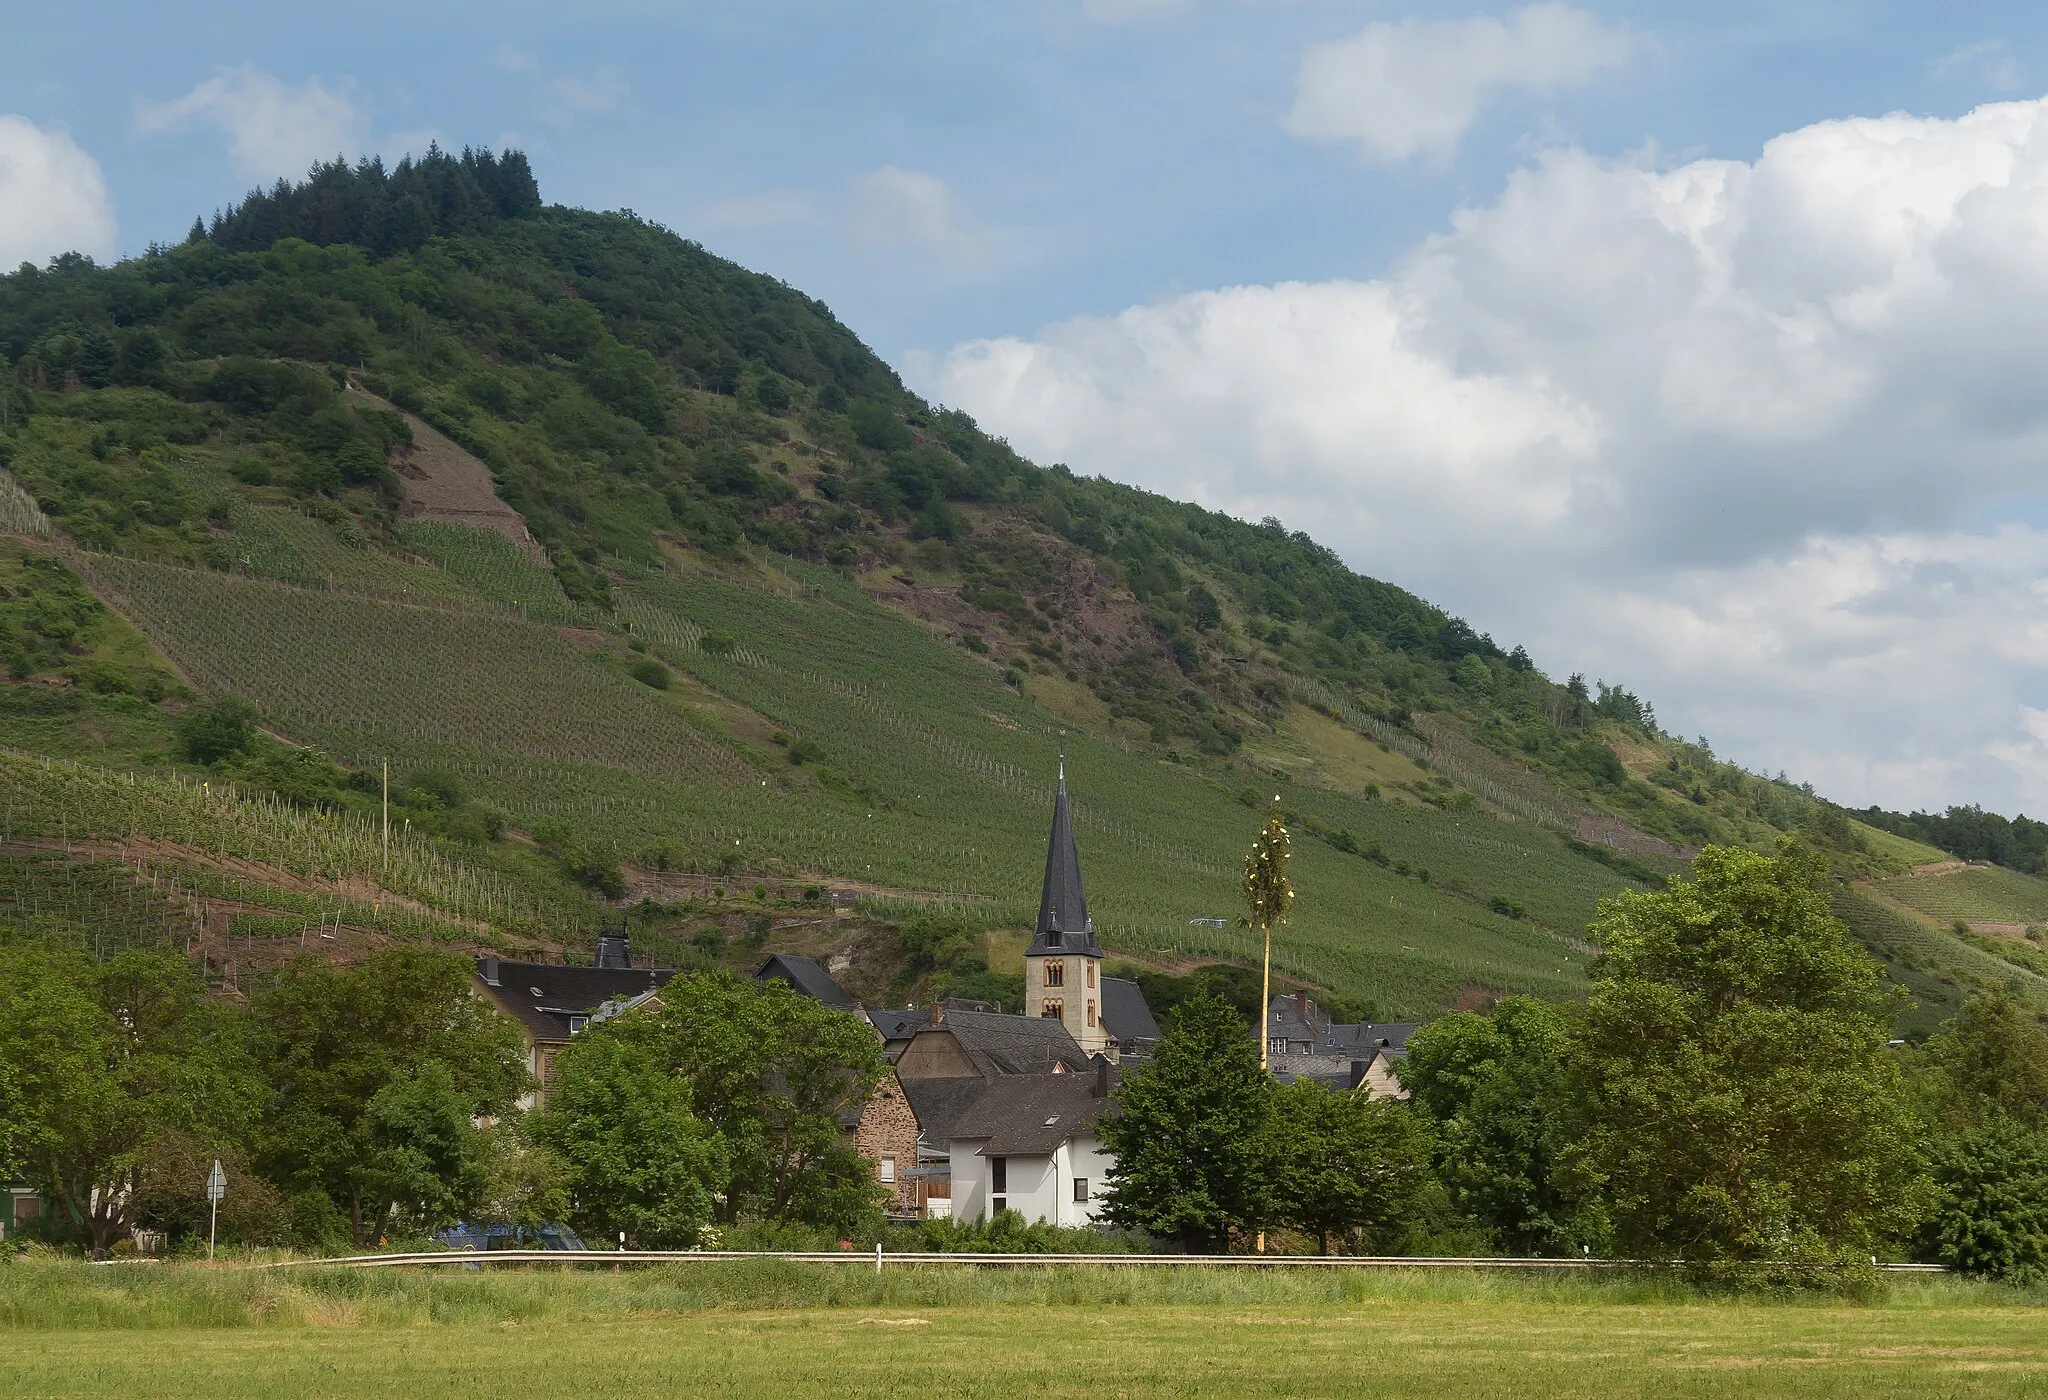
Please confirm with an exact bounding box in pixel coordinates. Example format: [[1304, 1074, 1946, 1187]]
[[4, 1261, 2047, 1398]]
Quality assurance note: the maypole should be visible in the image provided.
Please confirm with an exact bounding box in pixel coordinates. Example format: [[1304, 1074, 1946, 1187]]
[[1241, 799, 1294, 1073]]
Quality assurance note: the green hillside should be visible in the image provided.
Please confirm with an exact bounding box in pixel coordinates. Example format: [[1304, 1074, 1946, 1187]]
[[0, 148, 2012, 1023]]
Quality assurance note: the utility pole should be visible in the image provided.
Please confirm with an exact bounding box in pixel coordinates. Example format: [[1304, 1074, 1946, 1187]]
[[381, 758, 389, 876]]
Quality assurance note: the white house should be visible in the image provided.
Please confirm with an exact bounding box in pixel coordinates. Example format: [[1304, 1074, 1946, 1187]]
[[944, 1065, 1117, 1227]]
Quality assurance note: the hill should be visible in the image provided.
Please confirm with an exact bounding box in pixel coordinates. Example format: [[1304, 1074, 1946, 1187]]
[[2, 146, 2044, 1026]]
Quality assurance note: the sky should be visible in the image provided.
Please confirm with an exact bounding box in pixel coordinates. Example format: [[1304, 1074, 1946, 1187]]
[[8, 1, 2048, 817]]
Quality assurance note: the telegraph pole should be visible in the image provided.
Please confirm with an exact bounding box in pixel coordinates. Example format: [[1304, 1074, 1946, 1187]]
[[381, 759, 389, 875], [205, 1159, 226, 1261]]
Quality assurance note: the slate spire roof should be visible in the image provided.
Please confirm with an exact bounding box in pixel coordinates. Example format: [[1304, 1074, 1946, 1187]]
[[1028, 762, 1101, 957]]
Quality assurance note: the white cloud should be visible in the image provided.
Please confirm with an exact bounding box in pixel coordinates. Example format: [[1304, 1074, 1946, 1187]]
[[550, 67, 625, 115], [495, 46, 538, 74], [1288, 3, 1634, 162], [847, 166, 996, 271], [697, 167, 1001, 278], [134, 67, 359, 182], [0, 116, 115, 269], [937, 95, 2048, 814], [1935, 40, 2023, 94]]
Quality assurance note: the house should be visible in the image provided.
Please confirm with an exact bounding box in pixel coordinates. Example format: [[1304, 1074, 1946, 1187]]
[[945, 1061, 1119, 1227], [3, 1184, 42, 1242], [472, 931, 673, 1108], [1264, 990, 1416, 1096], [1099, 975, 1162, 1056], [895, 1004, 1095, 1080], [754, 952, 854, 1009]]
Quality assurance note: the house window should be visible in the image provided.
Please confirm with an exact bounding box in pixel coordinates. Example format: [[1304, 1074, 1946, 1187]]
[[1086, 962, 1096, 989], [13, 1194, 37, 1227], [991, 1157, 1007, 1192], [1270, 1038, 1287, 1056], [567, 1015, 589, 1034], [1074, 1178, 1090, 1203], [1041, 998, 1064, 1020], [878, 1157, 896, 1184], [1086, 1000, 1096, 1028], [1044, 959, 1065, 988], [1047, 929, 1063, 947]]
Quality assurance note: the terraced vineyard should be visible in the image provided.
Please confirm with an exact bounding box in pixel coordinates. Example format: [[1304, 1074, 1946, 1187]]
[[50, 533, 1636, 1015], [1871, 863, 2048, 927]]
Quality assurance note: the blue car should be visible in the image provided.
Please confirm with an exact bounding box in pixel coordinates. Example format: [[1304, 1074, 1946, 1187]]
[[436, 1221, 588, 1252]]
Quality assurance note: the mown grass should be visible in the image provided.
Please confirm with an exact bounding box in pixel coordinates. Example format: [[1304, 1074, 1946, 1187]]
[[5, 1260, 2047, 1398]]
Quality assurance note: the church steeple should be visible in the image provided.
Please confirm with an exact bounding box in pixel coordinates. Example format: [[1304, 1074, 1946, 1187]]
[[1029, 763, 1100, 958]]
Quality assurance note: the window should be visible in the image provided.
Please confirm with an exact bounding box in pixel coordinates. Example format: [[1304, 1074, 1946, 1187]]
[[1086, 1000, 1096, 1028], [1270, 1038, 1287, 1056], [991, 1157, 1007, 1192], [13, 1194, 37, 1227], [1044, 959, 1065, 988], [1086, 962, 1096, 989], [1041, 998, 1064, 1020], [1074, 1178, 1090, 1203], [878, 1157, 896, 1184], [567, 1015, 589, 1034], [1047, 929, 1063, 947]]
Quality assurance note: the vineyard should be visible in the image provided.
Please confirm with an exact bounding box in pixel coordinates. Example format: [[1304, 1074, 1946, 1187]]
[[1870, 863, 2048, 927], [36, 537, 1639, 1014]]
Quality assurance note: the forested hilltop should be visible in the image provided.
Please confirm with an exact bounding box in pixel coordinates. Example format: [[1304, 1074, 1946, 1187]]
[[1, 147, 2045, 1027]]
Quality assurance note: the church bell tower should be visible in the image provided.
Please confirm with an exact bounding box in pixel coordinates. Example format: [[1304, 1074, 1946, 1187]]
[[1023, 761, 1109, 1055]]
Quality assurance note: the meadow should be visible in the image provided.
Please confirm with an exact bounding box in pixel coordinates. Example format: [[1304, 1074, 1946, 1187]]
[[5, 1259, 2047, 1399]]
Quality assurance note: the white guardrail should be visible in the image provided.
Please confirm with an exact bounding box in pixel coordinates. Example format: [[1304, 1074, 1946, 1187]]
[[171, 1249, 1947, 1273]]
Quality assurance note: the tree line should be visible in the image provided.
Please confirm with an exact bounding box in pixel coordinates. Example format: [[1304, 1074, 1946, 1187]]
[[1103, 842, 2048, 1279], [0, 948, 887, 1256]]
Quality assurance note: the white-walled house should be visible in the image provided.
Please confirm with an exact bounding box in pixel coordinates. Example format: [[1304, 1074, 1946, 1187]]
[[944, 1067, 1117, 1227]]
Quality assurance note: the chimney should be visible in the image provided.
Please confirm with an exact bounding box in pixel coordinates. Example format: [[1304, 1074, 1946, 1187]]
[[481, 957, 500, 987], [1294, 989, 1310, 1020], [929, 1001, 944, 1026], [1092, 1056, 1111, 1099]]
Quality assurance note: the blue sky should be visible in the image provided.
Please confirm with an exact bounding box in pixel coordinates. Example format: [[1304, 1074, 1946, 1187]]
[[11, 1, 2048, 814]]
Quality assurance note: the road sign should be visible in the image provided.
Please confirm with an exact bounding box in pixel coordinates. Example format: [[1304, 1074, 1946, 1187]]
[[206, 1160, 227, 1203]]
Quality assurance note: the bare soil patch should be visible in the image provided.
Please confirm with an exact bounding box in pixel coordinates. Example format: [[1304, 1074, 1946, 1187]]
[[346, 383, 545, 558]]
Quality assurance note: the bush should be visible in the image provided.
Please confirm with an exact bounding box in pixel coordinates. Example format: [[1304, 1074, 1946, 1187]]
[[176, 697, 257, 765], [630, 657, 671, 689]]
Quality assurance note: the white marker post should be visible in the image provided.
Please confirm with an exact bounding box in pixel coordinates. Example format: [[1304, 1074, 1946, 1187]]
[[205, 1159, 227, 1261]]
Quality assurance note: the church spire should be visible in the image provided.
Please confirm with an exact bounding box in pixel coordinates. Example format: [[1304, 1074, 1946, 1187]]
[[1028, 762, 1099, 957]]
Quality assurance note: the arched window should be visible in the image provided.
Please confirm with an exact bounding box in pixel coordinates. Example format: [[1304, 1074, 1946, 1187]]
[[1041, 998, 1064, 1020], [1044, 959, 1065, 988]]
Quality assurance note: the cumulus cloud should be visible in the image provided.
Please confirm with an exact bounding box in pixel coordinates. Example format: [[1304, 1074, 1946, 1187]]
[[134, 67, 358, 181], [937, 96, 2048, 813], [1935, 40, 2023, 94], [1288, 3, 1634, 161], [0, 116, 115, 268]]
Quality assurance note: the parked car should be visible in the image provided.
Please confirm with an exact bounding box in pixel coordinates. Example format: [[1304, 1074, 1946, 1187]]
[[436, 1221, 588, 1252]]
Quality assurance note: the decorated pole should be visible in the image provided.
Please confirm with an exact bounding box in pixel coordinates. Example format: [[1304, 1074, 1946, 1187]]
[[205, 1159, 226, 1261], [1241, 800, 1294, 1074]]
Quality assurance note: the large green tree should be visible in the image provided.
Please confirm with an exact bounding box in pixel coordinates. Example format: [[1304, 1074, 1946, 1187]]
[[1098, 993, 1274, 1252], [575, 972, 886, 1232], [532, 1031, 725, 1248], [1566, 842, 1931, 1262], [251, 947, 527, 1245], [0, 945, 260, 1256], [1268, 1079, 1433, 1254], [1401, 996, 1596, 1255]]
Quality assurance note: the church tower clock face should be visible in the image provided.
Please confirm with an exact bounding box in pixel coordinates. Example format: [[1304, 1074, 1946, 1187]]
[[1025, 761, 1107, 1054]]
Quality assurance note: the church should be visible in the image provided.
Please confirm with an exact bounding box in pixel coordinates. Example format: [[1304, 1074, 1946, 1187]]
[[1023, 761, 1115, 1056]]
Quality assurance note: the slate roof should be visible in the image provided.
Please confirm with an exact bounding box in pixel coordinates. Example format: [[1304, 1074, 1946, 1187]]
[[474, 959, 672, 1043], [949, 1071, 1117, 1155], [940, 1009, 1093, 1077], [868, 1007, 932, 1044], [1027, 771, 1101, 957], [1263, 992, 1415, 1057], [754, 953, 855, 1008], [1100, 977, 1161, 1044], [900, 1075, 989, 1146]]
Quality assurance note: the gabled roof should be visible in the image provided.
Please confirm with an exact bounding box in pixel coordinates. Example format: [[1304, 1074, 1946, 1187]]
[[939, 1009, 1093, 1077], [1100, 977, 1161, 1044], [474, 959, 672, 1044], [1027, 771, 1101, 957], [900, 1075, 989, 1145], [754, 952, 855, 1008], [948, 1072, 1116, 1155], [868, 1007, 932, 1044]]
